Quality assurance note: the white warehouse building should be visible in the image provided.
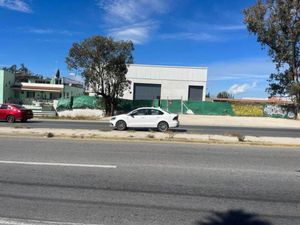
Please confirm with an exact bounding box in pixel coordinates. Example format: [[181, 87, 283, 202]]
[[123, 64, 208, 101]]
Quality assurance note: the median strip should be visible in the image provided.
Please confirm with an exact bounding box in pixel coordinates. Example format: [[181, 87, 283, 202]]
[[0, 127, 299, 147], [0, 161, 117, 169]]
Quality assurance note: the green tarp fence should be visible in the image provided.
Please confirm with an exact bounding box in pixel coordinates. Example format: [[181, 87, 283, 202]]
[[56, 96, 296, 119], [117, 99, 154, 113], [160, 100, 182, 113], [159, 99, 234, 115], [184, 101, 234, 116], [72, 95, 103, 109], [56, 97, 73, 111]]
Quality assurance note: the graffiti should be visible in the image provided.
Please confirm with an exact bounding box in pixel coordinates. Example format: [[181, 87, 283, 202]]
[[263, 105, 296, 119]]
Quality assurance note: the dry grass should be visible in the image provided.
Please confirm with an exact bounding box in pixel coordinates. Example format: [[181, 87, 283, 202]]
[[228, 133, 245, 142]]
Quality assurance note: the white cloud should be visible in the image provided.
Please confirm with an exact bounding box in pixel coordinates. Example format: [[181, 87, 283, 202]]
[[0, 0, 31, 13], [208, 58, 276, 81], [212, 24, 245, 31], [98, 0, 169, 24], [160, 32, 221, 42], [162, 20, 247, 43], [26, 28, 73, 36], [228, 82, 257, 95], [97, 0, 171, 44], [108, 22, 156, 44]]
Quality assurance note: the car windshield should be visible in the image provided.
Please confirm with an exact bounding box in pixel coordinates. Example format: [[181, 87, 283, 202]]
[[12, 104, 26, 109]]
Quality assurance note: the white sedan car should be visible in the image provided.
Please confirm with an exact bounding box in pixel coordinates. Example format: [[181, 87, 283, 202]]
[[110, 107, 179, 132]]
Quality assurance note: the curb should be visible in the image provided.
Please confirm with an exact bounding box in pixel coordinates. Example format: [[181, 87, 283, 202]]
[[0, 127, 300, 147]]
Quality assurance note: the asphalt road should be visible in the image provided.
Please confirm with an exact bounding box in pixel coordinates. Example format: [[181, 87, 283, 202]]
[[0, 137, 299, 225], [1, 119, 300, 137]]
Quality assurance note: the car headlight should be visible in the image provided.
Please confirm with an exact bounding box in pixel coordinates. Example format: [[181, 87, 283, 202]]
[[111, 117, 116, 120]]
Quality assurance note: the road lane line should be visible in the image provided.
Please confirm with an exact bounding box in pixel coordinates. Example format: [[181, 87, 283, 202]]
[[0, 161, 117, 169], [0, 217, 103, 225]]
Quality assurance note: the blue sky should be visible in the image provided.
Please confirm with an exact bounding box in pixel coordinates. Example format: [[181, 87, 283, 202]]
[[0, 0, 277, 98]]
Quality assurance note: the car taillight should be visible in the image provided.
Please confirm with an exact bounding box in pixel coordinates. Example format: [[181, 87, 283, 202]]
[[173, 115, 178, 121]]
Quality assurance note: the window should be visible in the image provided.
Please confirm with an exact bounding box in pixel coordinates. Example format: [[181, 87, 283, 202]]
[[150, 109, 163, 115], [0, 105, 8, 109], [132, 109, 148, 116], [26, 91, 35, 98]]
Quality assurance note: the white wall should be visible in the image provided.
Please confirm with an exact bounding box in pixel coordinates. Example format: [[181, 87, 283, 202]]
[[123, 64, 208, 101]]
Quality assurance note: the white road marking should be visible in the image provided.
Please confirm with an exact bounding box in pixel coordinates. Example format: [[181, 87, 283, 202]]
[[0, 161, 117, 169], [0, 217, 103, 225]]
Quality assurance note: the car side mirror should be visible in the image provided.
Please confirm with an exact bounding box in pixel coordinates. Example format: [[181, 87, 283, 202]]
[[130, 114, 135, 118]]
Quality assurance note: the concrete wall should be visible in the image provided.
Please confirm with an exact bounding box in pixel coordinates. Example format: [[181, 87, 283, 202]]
[[0, 70, 15, 104], [57, 109, 104, 118], [122, 64, 208, 101]]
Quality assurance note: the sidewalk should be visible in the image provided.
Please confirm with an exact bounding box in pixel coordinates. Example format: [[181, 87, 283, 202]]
[[178, 115, 300, 129]]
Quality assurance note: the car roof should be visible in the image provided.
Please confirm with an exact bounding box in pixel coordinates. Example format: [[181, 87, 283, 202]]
[[135, 107, 161, 110]]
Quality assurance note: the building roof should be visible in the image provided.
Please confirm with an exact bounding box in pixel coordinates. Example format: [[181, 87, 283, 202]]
[[129, 64, 208, 70], [12, 83, 64, 93]]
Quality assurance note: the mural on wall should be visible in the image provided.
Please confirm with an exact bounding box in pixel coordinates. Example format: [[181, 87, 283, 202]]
[[263, 105, 296, 119], [231, 104, 264, 117]]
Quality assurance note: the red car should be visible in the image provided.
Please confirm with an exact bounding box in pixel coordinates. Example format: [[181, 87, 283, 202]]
[[0, 104, 33, 123]]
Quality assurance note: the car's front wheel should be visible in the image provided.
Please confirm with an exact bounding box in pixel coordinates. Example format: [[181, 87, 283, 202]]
[[116, 120, 127, 131], [6, 115, 15, 123], [157, 121, 169, 132]]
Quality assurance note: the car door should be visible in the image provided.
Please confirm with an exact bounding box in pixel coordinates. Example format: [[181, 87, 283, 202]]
[[147, 109, 164, 127], [129, 109, 148, 128], [0, 104, 8, 120]]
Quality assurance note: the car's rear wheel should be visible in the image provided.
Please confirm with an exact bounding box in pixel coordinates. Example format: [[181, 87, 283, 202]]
[[7, 115, 15, 123], [116, 120, 127, 131], [157, 121, 169, 132]]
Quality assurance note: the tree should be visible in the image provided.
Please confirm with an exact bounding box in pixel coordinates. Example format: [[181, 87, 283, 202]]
[[55, 69, 60, 78], [3, 64, 17, 73], [3, 64, 32, 76], [217, 91, 234, 99], [19, 63, 29, 74], [244, 0, 300, 105], [66, 36, 134, 116]]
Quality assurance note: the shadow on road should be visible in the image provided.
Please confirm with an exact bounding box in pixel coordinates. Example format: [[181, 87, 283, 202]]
[[124, 128, 188, 133], [0, 120, 42, 124], [170, 128, 187, 133], [196, 209, 272, 225]]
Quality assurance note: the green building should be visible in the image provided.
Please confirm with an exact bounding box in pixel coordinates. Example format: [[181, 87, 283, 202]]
[[0, 69, 84, 105], [0, 70, 15, 103]]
